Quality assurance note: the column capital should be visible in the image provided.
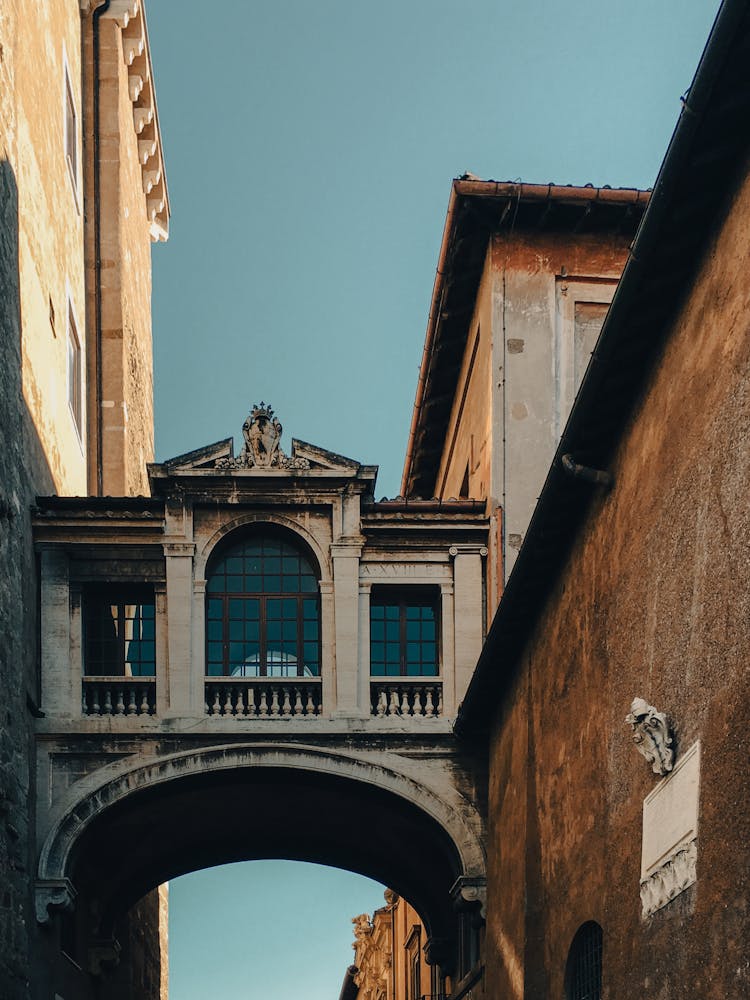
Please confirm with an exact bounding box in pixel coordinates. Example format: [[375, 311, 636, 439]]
[[163, 540, 195, 558], [449, 544, 488, 558], [331, 541, 364, 559]]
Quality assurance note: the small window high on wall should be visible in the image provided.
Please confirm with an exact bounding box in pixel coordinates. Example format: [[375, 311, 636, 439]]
[[564, 921, 603, 1000], [370, 588, 439, 676], [84, 589, 156, 677], [67, 300, 82, 438]]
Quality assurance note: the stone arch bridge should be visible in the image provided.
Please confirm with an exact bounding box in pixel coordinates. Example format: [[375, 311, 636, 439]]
[[32, 424, 490, 989]]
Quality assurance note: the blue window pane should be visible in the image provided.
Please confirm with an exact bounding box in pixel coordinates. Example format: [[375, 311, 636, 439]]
[[386, 662, 400, 676], [303, 620, 318, 641], [386, 642, 400, 664], [303, 599, 318, 619], [264, 557, 281, 574], [406, 621, 420, 641], [282, 557, 299, 573], [244, 599, 260, 620], [385, 606, 399, 620], [207, 622, 222, 641], [282, 598, 297, 618], [245, 621, 259, 641], [406, 642, 421, 663], [371, 605, 384, 620], [141, 618, 155, 640], [225, 557, 242, 573], [301, 575, 317, 593], [247, 556, 262, 574], [266, 599, 281, 619], [371, 621, 384, 640], [267, 621, 281, 641], [282, 620, 297, 640], [406, 661, 423, 677], [421, 619, 436, 640], [281, 576, 298, 593], [303, 642, 318, 664], [207, 641, 223, 662], [264, 575, 281, 592], [244, 574, 262, 591], [264, 539, 281, 555], [229, 620, 243, 641], [422, 642, 437, 666], [371, 642, 384, 663], [226, 575, 243, 593], [206, 575, 223, 593], [370, 663, 386, 676], [386, 621, 400, 641], [206, 663, 223, 677], [405, 605, 421, 620], [207, 599, 222, 620]]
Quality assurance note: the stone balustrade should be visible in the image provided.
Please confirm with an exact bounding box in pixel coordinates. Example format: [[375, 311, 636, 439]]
[[204, 678, 323, 718], [370, 680, 443, 718], [82, 677, 156, 716]]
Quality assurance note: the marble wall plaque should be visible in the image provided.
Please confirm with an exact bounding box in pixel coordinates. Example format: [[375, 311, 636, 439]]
[[640, 740, 700, 916]]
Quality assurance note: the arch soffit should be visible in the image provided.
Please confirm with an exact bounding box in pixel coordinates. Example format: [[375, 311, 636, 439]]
[[38, 742, 486, 887], [196, 512, 332, 584]]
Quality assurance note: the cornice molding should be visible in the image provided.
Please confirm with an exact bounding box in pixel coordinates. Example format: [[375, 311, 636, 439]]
[[101, 0, 169, 241]]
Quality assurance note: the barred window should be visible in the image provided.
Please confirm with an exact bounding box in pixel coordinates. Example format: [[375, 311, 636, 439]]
[[565, 922, 603, 1000], [206, 532, 320, 677]]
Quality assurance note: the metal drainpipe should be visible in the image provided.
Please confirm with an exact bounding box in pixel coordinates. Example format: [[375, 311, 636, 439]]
[[561, 453, 613, 489], [92, 0, 111, 496]]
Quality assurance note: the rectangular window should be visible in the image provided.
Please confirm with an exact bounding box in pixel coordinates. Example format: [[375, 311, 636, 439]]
[[405, 927, 422, 1000], [370, 589, 439, 677], [67, 301, 83, 437], [84, 589, 156, 677], [63, 57, 78, 198]]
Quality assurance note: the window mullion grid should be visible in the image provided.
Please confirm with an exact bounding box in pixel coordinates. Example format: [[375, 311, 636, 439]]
[[222, 595, 229, 677], [399, 599, 407, 676], [260, 595, 267, 678], [117, 602, 125, 675]]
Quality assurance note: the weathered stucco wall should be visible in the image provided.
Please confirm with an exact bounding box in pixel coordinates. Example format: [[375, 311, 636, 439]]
[[485, 164, 750, 998]]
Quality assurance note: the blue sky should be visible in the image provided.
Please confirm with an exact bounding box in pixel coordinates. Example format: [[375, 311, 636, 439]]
[[145, 1, 719, 995]]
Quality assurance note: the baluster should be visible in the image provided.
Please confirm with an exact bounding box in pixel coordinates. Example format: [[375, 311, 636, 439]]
[[141, 688, 151, 715], [92, 685, 101, 716], [401, 688, 410, 716], [293, 688, 303, 716], [424, 687, 435, 718], [281, 687, 292, 716], [211, 687, 221, 716], [204, 689, 210, 715], [82, 687, 89, 716], [127, 688, 137, 715], [115, 688, 125, 715], [305, 687, 315, 716], [246, 687, 255, 716], [437, 687, 443, 716], [413, 688, 424, 717], [223, 687, 234, 716], [376, 688, 387, 717], [258, 688, 268, 717], [389, 688, 399, 716], [270, 687, 280, 717], [102, 688, 113, 715], [236, 687, 245, 717]]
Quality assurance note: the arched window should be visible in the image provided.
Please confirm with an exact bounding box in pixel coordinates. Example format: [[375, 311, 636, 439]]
[[206, 532, 320, 678], [564, 922, 602, 1000]]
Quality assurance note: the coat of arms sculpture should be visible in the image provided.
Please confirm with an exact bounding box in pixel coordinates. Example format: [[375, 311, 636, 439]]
[[215, 402, 310, 470]]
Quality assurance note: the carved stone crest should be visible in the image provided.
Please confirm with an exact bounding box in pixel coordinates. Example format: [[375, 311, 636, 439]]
[[625, 697, 674, 775], [215, 402, 310, 470]]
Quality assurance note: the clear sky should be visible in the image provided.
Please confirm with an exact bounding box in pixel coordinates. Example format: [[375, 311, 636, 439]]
[[144, 1, 719, 996]]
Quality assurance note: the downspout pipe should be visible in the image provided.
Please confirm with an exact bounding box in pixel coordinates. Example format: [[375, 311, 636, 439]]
[[560, 454, 613, 489], [93, 0, 111, 496]]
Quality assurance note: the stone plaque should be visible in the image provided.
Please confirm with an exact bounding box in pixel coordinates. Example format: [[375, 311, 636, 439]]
[[640, 740, 700, 916]]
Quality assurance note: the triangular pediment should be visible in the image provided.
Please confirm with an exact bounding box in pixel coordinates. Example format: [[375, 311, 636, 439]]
[[157, 438, 234, 471], [290, 439, 360, 471]]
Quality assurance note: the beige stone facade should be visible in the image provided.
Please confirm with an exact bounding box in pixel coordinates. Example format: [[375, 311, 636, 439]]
[[0, 1, 167, 997], [402, 182, 648, 607]]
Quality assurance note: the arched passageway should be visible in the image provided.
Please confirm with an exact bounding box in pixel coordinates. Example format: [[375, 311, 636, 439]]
[[37, 743, 487, 980]]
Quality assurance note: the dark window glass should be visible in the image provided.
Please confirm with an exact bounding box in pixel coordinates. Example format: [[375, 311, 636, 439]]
[[84, 591, 156, 676], [565, 922, 603, 1000], [370, 592, 439, 676], [205, 533, 320, 677]]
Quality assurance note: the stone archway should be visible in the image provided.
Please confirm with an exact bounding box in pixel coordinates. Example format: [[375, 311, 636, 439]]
[[37, 742, 486, 960]]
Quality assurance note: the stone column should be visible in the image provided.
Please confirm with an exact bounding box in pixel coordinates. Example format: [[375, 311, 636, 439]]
[[154, 584, 168, 715], [40, 549, 74, 717], [163, 541, 196, 716], [450, 545, 487, 706], [191, 578, 206, 713], [319, 581, 335, 716], [439, 581, 456, 717], [358, 581, 373, 717], [331, 542, 364, 718]]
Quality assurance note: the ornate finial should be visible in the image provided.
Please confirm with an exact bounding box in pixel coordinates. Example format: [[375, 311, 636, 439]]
[[625, 697, 674, 775], [352, 914, 372, 940], [215, 402, 310, 470]]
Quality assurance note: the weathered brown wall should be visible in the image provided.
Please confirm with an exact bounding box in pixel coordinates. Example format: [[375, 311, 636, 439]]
[[485, 165, 750, 998]]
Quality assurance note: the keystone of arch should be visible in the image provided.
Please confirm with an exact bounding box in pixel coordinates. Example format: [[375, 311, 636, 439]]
[[36, 742, 486, 920]]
